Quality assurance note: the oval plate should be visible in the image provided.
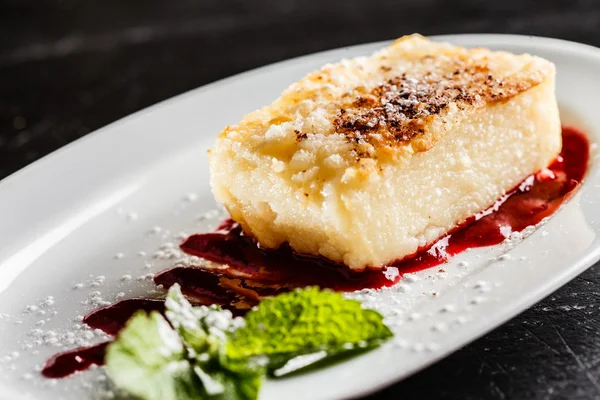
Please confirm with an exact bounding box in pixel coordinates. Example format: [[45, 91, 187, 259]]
[[1, 34, 599, 400]]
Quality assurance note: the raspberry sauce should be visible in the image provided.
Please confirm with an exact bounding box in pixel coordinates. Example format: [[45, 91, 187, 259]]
[[41, 126, 590, 379], [41, 342, 109, 378]]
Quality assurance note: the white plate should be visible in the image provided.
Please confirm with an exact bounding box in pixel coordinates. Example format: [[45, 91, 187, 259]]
[[1, 34, 600, 400]]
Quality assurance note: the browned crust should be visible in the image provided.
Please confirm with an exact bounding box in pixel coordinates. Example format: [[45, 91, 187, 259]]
[[333, 55, 544, 151], [217, 35, 553, 164]]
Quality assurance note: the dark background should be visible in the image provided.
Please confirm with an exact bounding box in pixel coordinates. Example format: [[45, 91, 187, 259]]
[[2, 1, 600, 399]]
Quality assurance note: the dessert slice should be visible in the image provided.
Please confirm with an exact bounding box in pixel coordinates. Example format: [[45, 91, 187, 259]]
[[209, 34, 561, 270]]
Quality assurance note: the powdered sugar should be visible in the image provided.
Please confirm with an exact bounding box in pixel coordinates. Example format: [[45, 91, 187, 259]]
[[0, 193, 555, 397]]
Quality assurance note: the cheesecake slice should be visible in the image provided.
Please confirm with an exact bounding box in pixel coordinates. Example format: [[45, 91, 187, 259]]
[[209, 34, 561, 270]]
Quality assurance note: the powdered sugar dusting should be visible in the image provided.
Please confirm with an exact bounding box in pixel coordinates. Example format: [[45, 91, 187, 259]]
[[0, 189, 559, 398]]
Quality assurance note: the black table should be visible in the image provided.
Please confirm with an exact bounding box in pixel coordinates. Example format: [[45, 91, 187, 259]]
[[2, 1, 600, 399]]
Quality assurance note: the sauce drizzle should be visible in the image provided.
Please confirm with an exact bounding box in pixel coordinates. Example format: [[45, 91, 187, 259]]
[[41, 342, 109, 378], [41, 126, 590, 379]]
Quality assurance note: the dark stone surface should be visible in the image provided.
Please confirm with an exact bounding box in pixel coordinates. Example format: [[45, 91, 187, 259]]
[[2, 1, 600, 399]]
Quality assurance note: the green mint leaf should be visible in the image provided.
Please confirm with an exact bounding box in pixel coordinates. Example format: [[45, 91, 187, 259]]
[[107, 286, 390, 399], [232, 373, 261, 400], [193, 367, 261, 400], [194, 365, 225, 396], [105, 311, 204, 400], [225, 287, 392, 374], [271, 351, 328, 377], [165, 284, 241, 359], [165, 283, 210, 351], [164, 284, 262, 399]]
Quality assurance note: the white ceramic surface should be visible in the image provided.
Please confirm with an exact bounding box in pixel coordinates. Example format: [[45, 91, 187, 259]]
[[1, 34, 600, 400]]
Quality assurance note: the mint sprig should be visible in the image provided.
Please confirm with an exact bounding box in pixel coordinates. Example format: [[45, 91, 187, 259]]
[[165, 284, 238, 357], [224, 287, 393, 375], [104, 311, 205, 400], [106, 286, 260, 400], [105, 285, 393, 400], [165, 284, 262, 399]]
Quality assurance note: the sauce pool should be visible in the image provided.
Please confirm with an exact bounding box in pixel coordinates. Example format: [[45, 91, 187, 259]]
[[41, 126, 590, 379]]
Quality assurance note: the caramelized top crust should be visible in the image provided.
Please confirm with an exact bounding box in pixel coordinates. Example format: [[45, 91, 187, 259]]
[[334, 59, 543, 147], [218, 34, 554, 166]]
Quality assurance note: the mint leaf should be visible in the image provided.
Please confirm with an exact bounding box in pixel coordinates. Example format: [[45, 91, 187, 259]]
[[106, 307, 258, 400], [164, 284, 262, 399], [225, 287, 392, 375], [164, 284, 207, 350], [193, 366, 225, 396], [193, 367, 261, 400], [165, 283, 232, 353], [105, 311, 204, 400], [235, 374, 261, 400], [106, 286, 391, 399]]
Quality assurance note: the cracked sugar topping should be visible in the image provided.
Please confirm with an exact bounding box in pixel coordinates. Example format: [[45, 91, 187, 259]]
[[333, 55, 545, 148]]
